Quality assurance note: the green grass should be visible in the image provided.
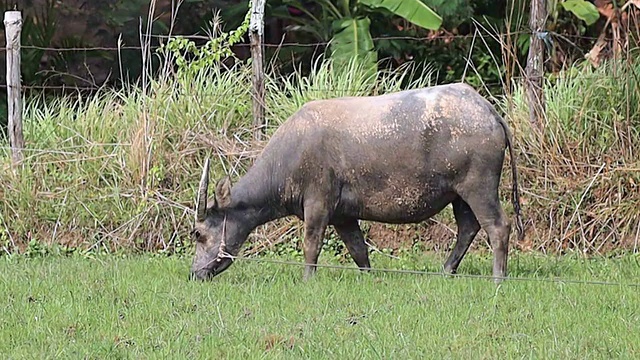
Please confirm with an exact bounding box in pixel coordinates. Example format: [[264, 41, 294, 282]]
[[1, 252, 639, 358]]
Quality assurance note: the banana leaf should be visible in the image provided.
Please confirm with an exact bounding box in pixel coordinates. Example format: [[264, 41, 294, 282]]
[[561, 0, 600, 26], [359, 0, 442, 30], [330, 16, 377, 73]]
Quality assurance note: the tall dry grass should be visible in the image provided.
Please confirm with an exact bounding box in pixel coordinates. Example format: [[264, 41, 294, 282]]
[[0, 58, 435, 254], [505, 59, 640, 253], [1, 48, 638, 255]]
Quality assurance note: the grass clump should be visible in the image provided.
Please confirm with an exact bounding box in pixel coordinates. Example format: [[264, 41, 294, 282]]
[[0, 63, 253, 254], [266, 57, 434, 126]]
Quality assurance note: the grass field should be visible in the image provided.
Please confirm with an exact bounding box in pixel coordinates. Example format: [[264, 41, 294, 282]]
[[1, 252, 638, 359]]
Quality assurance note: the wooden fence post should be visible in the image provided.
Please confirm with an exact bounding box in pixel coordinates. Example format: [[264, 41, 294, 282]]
[[525, 0, 546, 128], [4, 11, 24, 164], [249, 0, 266, 140]]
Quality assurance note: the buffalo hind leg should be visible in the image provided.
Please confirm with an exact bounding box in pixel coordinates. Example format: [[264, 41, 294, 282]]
[[444, 197, 481, 274], [461, 192, 511, 283], [302, 199, 330, 281], [333, 219, 371, 270]]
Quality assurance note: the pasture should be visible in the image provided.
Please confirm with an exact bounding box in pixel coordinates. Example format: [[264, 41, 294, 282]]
[[1, 252, 638, 358], [1, 11, 639, 358]]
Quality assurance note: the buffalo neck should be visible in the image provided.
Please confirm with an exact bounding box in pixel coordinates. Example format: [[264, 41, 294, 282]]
[[228, 162, 288, 229]]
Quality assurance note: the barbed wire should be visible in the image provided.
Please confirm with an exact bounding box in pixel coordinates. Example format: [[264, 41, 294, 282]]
[[0, 84, 103, 91], [225, 254, 640, 288], [1, 71, 632, 93], [0, 29, 634, 102], [0, 30, 611, 53], [18, 45, 153, 52]]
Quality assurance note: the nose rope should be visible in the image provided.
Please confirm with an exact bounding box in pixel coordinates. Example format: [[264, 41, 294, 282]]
[[217, 214, 233, 260]]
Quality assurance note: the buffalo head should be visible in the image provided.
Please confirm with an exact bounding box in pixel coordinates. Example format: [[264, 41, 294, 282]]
[[190, 159, 240, 280]]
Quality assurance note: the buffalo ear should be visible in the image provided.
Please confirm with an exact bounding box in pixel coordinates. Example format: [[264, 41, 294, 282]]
[[214, 176, 232, 208]]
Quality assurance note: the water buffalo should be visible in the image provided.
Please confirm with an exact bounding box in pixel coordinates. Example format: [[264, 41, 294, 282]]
[[190, 83, 523, 282]]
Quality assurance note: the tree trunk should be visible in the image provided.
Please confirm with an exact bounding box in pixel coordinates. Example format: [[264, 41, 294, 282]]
[[525, 0, 546, 128], [250, 0, 266, 141], [4, 11, 24, 165]]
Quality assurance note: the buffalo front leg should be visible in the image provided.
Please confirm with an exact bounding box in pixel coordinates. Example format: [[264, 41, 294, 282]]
[[302, 200, 330, 281], [444, 197, 481, 274], [333, 219, 371, 270]]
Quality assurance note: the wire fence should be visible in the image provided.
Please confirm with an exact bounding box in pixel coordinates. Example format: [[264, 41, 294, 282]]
[[226, 254, 640, 288], [0, 28, 630, 97], [1, 74, 632, 95], [0, 30, 615, 54]]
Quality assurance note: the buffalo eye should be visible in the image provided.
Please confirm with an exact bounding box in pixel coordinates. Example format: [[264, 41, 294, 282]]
[[191, 229, 201, 239]]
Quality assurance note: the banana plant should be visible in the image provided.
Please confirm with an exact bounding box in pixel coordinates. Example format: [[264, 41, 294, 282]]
[[277, 0, 442, 70], [559, 0, 600, 25]]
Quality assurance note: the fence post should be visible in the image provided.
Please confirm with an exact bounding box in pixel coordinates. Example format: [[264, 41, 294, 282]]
[[525, 0, 546, 128], [4, 11, 24, 164], [249, 0, 266, 140]]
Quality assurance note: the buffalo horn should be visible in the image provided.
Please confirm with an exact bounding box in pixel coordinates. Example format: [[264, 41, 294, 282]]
[[195, 158, 210, 222]]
